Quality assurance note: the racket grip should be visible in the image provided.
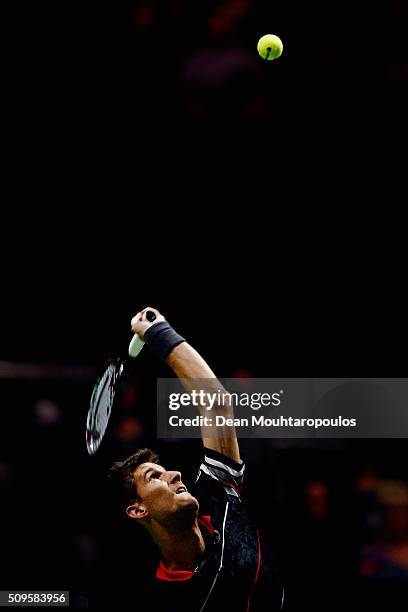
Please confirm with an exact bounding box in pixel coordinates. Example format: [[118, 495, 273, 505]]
[[128, 310, 157, 358], [128, 334, 144, 358]]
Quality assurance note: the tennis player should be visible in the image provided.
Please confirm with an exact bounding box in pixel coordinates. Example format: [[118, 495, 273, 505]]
[[109, 307, 284, 611]]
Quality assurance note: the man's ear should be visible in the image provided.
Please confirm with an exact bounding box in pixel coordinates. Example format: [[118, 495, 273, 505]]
[[126, 501, 148, 521]]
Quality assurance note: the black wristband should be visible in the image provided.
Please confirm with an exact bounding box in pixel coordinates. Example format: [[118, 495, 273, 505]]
[[143, 322, 185, 362]]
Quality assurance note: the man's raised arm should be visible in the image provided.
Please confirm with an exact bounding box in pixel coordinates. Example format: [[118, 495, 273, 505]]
[[131, 307, 240, 463]]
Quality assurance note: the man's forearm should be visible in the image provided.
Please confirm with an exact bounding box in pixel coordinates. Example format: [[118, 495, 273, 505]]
[[166, 342, 232, 413], [166, 342, 215, 380], [166, 342, 240, 462]]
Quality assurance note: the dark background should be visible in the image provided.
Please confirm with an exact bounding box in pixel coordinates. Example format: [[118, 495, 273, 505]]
[[7, 0, 405, 189], [1, 0, 407, 610]]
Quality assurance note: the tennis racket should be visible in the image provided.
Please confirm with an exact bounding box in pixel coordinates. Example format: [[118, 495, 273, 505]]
[[86, 309, 157, 455]]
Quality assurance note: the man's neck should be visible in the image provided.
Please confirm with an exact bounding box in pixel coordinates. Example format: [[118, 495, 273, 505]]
[[153, 518, 206, 571]]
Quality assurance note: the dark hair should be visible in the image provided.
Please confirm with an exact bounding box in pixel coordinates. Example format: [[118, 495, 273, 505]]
[[108, 448, 160, 507]]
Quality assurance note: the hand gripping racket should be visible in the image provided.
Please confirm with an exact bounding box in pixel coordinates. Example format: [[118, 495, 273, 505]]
[[86, 310, 157, 455]]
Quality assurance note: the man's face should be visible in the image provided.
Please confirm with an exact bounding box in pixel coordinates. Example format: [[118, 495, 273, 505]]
[[131, 462, 199, 527]]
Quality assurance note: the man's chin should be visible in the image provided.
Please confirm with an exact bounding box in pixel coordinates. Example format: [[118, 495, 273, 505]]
[[176, 491, 197, 503], [175, 493, 199, 520], [179, 492, 199, 511]]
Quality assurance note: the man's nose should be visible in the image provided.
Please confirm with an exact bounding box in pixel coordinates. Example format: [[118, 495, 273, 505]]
[[167, 470, 182, 484]]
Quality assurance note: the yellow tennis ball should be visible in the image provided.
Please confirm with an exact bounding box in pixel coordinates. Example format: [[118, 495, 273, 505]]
[[257, 34, 283, 61]]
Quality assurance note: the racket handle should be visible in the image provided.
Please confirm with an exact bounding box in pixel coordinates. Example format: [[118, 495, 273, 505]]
[[128, 334, 144, 358], [128, 310, 157, 358]]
